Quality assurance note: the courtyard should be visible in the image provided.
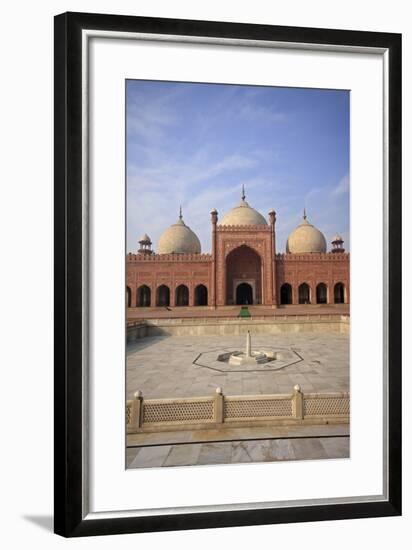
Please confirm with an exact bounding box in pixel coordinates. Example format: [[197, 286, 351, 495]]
[[126, 332, 349, 400], [126, 329, 349, 468]]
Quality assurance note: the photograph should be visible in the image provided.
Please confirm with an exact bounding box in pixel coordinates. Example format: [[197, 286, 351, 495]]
[[125, 80, 351, 468], [51, 9, 402, 537]]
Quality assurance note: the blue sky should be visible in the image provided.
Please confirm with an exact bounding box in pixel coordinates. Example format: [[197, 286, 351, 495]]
[[126, 80, 349, 253]]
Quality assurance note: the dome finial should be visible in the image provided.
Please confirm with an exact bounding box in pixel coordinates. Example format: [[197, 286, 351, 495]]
[[179, 205, 183, 220], [303, 207, 307, 220], [241, 184, 246, 201]]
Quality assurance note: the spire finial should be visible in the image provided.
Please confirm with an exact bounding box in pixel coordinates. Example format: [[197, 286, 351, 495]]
[[179, 205, 183, 220], [303, 207, 307, 220], [241, 184, 246, 201]]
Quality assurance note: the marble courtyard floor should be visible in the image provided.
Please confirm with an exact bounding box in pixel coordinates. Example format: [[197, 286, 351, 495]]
[[126, 333, 349, 399], [126, 332, 349, 468], [126, 435, 350, 468]]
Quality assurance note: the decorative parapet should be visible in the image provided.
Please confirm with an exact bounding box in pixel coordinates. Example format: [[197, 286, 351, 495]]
[[217, 224, 272, 232], [127, 252, 213, 262], [276, 252, 350, 262], [127, 251, 349, 262], [126, 385, 349, 433]]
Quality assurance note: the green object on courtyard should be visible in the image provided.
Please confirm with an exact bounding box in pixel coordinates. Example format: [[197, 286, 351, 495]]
[[239, 306, 251, 318]]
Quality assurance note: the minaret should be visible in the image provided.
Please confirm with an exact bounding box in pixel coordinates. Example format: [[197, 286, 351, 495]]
[[331, 234, 345, 253], [210, 207, 218, 308], [268, 209, 276, 226], [268, 208, 277, 306], [137, 233, 153, 255]]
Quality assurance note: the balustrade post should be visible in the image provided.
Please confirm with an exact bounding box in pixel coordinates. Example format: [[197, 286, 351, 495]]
[[292, 384, 304, 420], [214, 387, 224, 423], [130, 390, 143, 430]]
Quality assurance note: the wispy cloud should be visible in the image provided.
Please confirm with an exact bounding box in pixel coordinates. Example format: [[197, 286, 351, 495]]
[[127, 151, 258, 195], [126, 84, 186, 141], [332, 174, 350, 196], [237, 102, 286, 124]]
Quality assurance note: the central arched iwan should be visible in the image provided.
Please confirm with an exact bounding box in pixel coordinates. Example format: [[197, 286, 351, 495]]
[[225, 245, 262, 305]]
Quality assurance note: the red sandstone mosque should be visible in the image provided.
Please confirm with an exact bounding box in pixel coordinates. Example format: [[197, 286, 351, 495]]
[[126, 187, 349, 309]]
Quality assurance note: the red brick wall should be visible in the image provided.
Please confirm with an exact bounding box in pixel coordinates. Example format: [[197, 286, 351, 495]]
[[275, 253, 350, 304], [126, 237, 350, 307], [126, 253, 213, 307]]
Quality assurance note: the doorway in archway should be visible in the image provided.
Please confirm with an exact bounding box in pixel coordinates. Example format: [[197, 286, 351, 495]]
[[137, 285, 151, 307], [280, 283, 292, 305], [226, 245, 261, 305], [298, 283, 310, 304], [156, 285, 170, 307], [175, 284, 189, 306], [316, 283, 327, 304], [334, 282, 345, 304], [236, 282, 253, 305], [194, 284, 208, 306]]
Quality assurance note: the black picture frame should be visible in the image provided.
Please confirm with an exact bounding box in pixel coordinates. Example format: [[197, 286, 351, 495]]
[[54, 11, 402, 537]]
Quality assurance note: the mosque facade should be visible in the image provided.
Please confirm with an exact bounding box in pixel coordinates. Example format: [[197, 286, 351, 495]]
[[126, 189, 349, 309]]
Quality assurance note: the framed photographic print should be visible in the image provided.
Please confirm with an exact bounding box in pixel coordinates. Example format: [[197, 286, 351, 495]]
[[54, 12, 402, 537]]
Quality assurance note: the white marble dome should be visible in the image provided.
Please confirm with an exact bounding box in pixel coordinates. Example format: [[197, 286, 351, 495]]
[[219, 189, 267, 226], [286, 213, 327, 254], [157, 213, 201, 254]]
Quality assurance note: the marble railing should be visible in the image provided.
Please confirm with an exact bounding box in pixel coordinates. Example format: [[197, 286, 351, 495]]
[[126, 386, 349, 433]]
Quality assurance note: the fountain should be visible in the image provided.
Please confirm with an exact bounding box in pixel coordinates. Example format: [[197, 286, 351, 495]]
[[196, 330, 300, 372], [219, 330, 276, 367]]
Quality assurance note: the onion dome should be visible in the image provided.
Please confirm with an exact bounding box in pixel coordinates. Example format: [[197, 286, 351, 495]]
[[286, 209, 327, 254], [219, 185, 267, 226], [157, 206, 201, 254]]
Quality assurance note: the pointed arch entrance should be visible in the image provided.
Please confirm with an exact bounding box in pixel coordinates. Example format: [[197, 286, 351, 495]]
[[225, 245, 262, 305], [316, 283, 327, 304], [236, 282, 253, 305], [280, 283, 292, 305], [137, 284, 151, 307], [156, 285, 170, 307], [175, 284, 189, 306], [194, 284, 208, 306], [298, 283, 310, 304], [334, 282, 345, 304]]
